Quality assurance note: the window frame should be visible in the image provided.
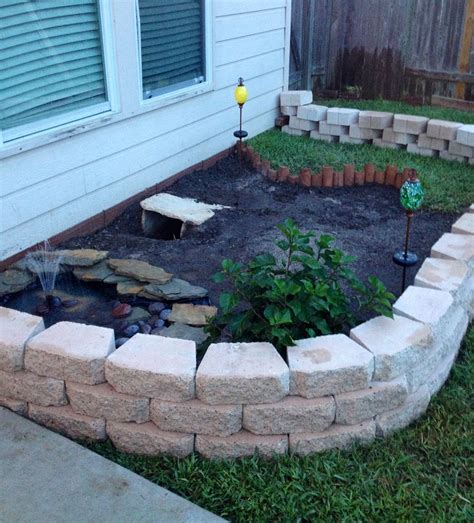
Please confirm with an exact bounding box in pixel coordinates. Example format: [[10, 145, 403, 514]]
[[0, 0, 119, 146], [136, 0, 213, 111]]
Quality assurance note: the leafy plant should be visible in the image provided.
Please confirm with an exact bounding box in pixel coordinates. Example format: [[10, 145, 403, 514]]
[[206, 218, 395, 352]]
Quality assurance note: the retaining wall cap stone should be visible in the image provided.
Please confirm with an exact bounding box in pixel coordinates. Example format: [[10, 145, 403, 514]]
[[414, 258, 469, 293], [196, 342, 289, 405], [25, 321, 115, 385], [452, 213, 474, 235], [350, 314, 432, 381], [288, 333, 374, 398], [105, 334, 196, 401], [431, 233, 474, 263], [393, 286, 454, 328], [0, 306, 44, 372]]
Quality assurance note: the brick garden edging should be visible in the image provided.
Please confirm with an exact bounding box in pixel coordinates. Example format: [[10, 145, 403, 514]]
[[275, 91, 474, 164], [0, 208, 473, 459]]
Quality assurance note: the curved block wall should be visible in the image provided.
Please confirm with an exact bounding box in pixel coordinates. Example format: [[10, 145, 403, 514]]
[[0, 209, 473, 459]]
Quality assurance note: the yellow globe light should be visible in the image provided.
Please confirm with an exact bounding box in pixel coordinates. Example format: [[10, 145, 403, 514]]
[[234, 77, 248, 105]]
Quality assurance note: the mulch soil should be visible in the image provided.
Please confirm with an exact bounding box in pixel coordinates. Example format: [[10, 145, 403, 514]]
[[61, 153, 457, 303]]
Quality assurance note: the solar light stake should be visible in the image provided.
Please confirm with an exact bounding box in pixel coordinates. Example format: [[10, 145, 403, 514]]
[[233, 77, 248, 175], [393, 169, 424, 293]]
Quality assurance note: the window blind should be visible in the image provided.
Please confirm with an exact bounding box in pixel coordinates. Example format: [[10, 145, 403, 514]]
[[0, 0, 108, 133], [138, 0, 205, 98]]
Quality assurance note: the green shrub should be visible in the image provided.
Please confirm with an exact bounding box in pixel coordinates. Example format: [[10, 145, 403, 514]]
[[206, 219, 395, 352]]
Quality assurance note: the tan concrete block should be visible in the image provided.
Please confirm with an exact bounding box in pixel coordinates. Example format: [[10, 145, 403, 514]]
[[296, 104, 328, 121], [452, 213, 474, 235], [327, 107, 359, 126], [456, 124, 474, 146], [449, 141, 473, 158], [415, 258, 469, 294], [426, 119, 462, 141], [319, 121, 349, 136], [151, 399, 241, 437], [106, 334, 196, 402], [350, 315, 432, 381], [469, 204, 474, 213], [375, 385, 431, 436], [196, 342, 288, 405], [439, 150, 468, 163], [28, 404, 106, 441], [282, 125, 308, 137], [382, 128, 417, 145], [372, 138, 404, 150], [67, 382, 149, 423], [25, 322, 115, 385], [290, 420, 376, 456], [107, 421, 194, 457], [243, 396, 335, 435], [335, 377, 408, 425], [393, 114, 428, 134], [289, 116, 317, 131], [310, 130, 337, 143], [0, 396, 27, 415], [358, 110, 393, 129], [406, 143, 438, 157], [280, 91, 312, 106], [339, 135, 369, 145], [0, 307, 44, 372], [431, 233, 474, 263], [0, 370, 66, 406], [280, 105, 297, 116], [287, 334, 374, 398], [393, 286, 455, 333], [196, 430, 288, 459], [349, 125, 382, 140]]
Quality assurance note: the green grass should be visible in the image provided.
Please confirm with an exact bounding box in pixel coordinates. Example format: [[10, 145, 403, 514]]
[[249, 129, 474, 213], [87, 326, 474, 522], [316, 98, 474, 125]]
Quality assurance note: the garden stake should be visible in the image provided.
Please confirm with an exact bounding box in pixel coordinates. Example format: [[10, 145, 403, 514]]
[[233, 77, 248, 176], [393, 169, 425, 293]]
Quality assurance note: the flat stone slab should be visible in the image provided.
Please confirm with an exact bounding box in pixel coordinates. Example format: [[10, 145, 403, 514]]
[[0, 269, 36, 287], [107, 421, 194, 457], [393, 286, 454, 331], [350, 315, 432, 381], [25, 321, 115, 385], [142, 278, 208, 301], [452, 213, 474, 235], [0, 408, 223, 522], [196, 342, 289, 405], [431, 232, 474, 263], [108, 258, 172, 284], [414, 257, 469, 293], [140, 193, 229, 226], [73, 260, 114, 282], [169, 303, 217, 326], [105, 334, 196, 401], [289, 420, 376, 456], [243, 396, 335, 435], [159, 323, 209, 345], [287, 334, 374, 398], [196, 430, 288, 459], [116, 280, 145, 295], [151, 399, 242, 437], [0, 307, 44, 372], [56, 249, 108, 267]]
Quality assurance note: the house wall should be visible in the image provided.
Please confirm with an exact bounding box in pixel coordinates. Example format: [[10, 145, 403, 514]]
[[0, 0, 291, 262]]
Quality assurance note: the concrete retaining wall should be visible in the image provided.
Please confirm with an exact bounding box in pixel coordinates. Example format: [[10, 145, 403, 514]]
[[0, 209, 473, 459], [278, 91, 474, 164]]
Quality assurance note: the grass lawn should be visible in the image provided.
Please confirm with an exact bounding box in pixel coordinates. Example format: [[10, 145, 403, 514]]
[[249, 129, 474, 213], [87, 326, 473, 522], [315, 98, 474, 125]]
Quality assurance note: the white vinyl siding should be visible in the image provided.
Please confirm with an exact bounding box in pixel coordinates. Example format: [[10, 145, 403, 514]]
[[0, 0, 110, 141]]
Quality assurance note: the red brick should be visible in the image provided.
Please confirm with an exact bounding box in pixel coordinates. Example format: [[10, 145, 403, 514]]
[[299, 168, 312, 187], [354, 171, 365, 185], [322, 166, 334, 187], [343, 164, 355, 186], [267, 169, 278, 182], [375, 170, 385, 184], [364, 163, 375, 184], [277, 166, 290, 182], [385, 164, 397, 186], [312, 172, 323, 187]]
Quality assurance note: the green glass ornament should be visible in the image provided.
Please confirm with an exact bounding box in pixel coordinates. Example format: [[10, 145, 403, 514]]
[[400, 170, 424, 212]]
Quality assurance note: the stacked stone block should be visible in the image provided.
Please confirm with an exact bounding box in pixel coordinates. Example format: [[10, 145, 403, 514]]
[[0, 211, 472, 458], [278, 92, 474, 164]]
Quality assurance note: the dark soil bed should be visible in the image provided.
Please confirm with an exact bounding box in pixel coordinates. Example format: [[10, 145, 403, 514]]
[[61, 154, 457, 303]]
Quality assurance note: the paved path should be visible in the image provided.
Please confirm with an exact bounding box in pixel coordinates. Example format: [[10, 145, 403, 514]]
[[0, 407, 225, 523]]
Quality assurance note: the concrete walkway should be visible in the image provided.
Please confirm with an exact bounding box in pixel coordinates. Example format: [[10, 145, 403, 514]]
[[0, 408, 225, 523]]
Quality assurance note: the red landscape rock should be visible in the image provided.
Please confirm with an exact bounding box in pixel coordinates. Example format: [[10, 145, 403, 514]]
[[112, 303, 132, 319]]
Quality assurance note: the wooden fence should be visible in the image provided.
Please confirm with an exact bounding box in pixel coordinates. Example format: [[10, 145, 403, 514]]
[[290, 0, 474, 104]]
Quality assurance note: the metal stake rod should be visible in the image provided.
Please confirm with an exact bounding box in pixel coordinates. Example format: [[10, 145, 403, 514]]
[[401, 211, 414, 293], [238, 103, 243, 176]]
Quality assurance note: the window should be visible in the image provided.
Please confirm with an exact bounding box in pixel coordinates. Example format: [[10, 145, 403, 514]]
[[0, 0, 111, 142], [137, 0, 206, 99]]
